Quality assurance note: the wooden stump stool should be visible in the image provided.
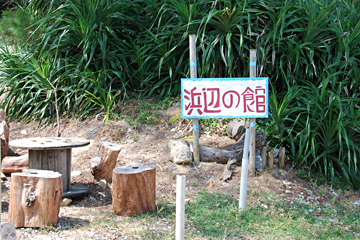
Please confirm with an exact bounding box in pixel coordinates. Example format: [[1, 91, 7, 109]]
[[8, 169, 63, 228], [112, 163, 156, 216], [91, 141, 121, 182]]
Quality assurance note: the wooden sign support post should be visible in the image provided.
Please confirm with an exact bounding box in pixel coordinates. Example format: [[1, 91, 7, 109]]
[[189, 34, 200, 163], [176, 175, 186, 240], [248, 50, 257, 177]]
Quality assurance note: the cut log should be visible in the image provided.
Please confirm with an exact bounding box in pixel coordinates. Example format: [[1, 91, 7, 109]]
[[199, 130, 265, 163], [8, 169, 63, 228], [260, 146, 267, 170], [2, 154, 28, 175], [112, 163, 156, 216], [279, 147, 285, 169], [199, 145, 243, 164], [0, 109, 9, 159], [268, 150, 274, 170], [91, 141, 121, 182]]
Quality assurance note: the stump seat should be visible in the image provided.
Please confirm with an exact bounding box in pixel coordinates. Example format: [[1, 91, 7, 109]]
[[8, 169, 63, 228], [111, 163, 156, 216]]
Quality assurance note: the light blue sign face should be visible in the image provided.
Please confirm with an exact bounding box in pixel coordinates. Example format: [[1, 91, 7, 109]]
[[181, 78, 268, 119]]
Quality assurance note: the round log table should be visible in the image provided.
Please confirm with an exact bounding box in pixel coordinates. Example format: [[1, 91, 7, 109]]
[[9, 137, 90, 198]]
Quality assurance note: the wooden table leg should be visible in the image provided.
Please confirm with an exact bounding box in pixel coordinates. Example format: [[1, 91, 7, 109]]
[[28, 149, 71, 192]]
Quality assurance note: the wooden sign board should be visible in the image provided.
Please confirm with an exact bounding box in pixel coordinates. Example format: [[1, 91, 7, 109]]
[[181, 78, 269, 119]]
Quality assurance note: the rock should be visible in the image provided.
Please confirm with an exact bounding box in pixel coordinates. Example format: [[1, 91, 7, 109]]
[[273, 148, 280, 158], [168, 140, 192, 164], [354, 200, 360, 206], [98, 179, 107, 188], [20, 130, 27, 135], [60, 198, 72, 206], [71, 171, 82, 178], [89, 196, 96, 201], [0, 222, 16, 240], [274, 157, 279, 163], [157, 110, 166, 117], [101, 137, 109, 141]]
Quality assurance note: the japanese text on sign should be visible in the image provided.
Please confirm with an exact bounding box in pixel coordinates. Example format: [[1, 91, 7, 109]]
[[181, 78, 268, 118]]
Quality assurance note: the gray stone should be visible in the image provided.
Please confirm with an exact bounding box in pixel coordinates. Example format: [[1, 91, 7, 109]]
[[274, 157, 279, 163], [168, 140, 192, 164], [354, 200, 360, 206], [273, 148, 280, 158]]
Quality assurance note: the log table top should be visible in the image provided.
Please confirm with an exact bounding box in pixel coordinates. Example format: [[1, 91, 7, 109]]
[[9, 137, 90, 150]]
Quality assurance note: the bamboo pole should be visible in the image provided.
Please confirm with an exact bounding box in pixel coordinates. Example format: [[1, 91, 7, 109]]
[[189, 34, 200, 163], [176, 175, 186, 240], [248, 50, 257, 177]]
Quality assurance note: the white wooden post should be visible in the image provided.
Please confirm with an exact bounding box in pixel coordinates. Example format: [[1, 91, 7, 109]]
[[239, 128, 251, 210], [176, 175, 186, 240], [189, 34, 200, 163], [248, 50, 257, 177]]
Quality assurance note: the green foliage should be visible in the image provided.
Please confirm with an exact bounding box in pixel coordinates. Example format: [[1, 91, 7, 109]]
[[85, 87, 120, 124], [0, 8, 37, 46], [287, 80, 360, 189]]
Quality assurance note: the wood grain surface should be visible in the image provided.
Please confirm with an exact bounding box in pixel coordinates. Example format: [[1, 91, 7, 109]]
[[9, 137, 89, 150]]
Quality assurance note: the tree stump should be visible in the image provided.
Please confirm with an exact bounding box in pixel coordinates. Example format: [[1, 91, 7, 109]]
[[8, 169, 63, 228], [2, 154, 28, 175], [91, 141, 121, 182], [112, 163, 156, 216]]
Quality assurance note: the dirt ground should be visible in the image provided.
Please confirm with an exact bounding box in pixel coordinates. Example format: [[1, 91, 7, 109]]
[[1, 104, 360, 239]]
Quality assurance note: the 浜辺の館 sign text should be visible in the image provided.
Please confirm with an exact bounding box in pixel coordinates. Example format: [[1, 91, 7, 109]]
[[181, 78, 268, 119]]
